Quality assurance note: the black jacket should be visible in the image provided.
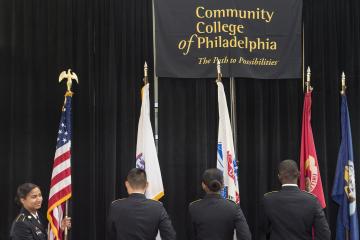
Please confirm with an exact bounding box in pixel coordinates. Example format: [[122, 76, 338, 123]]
[[10, 208, 47, 240], [188, 193, 251, 240], [107, 193, 176, 240], [262, 185, 331, 240]]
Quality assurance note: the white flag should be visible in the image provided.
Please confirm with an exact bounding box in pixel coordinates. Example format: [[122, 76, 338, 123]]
[[216, 81, 239, 204], [136, 83, 164, 200]]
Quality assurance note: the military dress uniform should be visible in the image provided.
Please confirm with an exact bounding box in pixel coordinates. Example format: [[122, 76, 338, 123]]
[[262, 185, 331, 240], [188, 193, 251, 240], [107, 193, 176, 240], [10, 208, 47, 240]]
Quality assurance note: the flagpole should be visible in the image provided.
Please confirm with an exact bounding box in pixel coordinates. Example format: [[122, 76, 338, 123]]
[[58, 69, 78, 240], [341, 72, 350, 240], [229, 77, 238, 166], [302, 24, 305, 92], [64, 201, 69, 240], [152, 0, 159, 151], [304, 66, 315, 239]]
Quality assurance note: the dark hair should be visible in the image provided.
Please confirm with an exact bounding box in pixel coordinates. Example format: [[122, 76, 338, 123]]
[[126, 168, 147, 189], [278, 159, 299, 181], [15, 183, 40, 206], [202, 168, 224, 192]]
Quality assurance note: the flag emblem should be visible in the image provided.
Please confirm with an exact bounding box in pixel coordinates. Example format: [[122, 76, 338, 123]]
[[345, 161, 357, 214], [136, 153, 146, 170], [305, 155, 318, 192]]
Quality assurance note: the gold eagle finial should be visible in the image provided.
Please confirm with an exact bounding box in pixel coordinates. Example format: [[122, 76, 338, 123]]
[[59, 69, 79, 93]]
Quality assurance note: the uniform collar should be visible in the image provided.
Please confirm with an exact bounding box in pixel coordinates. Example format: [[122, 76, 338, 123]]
[[281, 184, 300, 191], [31, 212, 39, 219], [129, 193, 146, 199], [282, 184, 298, 187], [204, 193, 222, 199], [21, 208, 40, 220]]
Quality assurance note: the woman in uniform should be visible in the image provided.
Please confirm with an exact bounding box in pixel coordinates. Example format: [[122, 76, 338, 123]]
[[188, 168, 251, 240], [10, 183, 71, 240]]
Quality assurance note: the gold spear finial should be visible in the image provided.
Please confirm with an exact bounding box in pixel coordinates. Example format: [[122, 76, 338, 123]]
[[340, 72, 346, 95], [143, 62, 149, 84], [59, 69, 79, 94], [305, 66, 313, 93], [216, 59, 222, 82]]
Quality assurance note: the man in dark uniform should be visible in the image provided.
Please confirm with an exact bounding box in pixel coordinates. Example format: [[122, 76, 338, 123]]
[[261, 159, 331, 240], [188, 168, 251, 240], [10, 207, 47, 240], [107, 168, 176, 240]]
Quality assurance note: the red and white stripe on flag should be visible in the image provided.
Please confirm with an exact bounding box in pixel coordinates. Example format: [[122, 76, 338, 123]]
[[47, 141, 72, 240]]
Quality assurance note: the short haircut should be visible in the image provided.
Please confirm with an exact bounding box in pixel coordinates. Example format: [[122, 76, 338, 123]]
[[126, 168, 147, 189], [202, 168, 224, 192], [278, 159, 299, 181]]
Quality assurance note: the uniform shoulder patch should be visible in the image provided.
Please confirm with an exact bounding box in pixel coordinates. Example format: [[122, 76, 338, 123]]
[[264, 191, 278, 196], [189, 199, 202, 206], [111, 198, 126, 204], [15, 213, 26, 222]]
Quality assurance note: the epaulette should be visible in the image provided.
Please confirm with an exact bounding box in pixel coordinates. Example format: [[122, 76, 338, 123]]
[[15, 213, 26, 222], [264, 191, 278, 196], [111, 198, 126, 204], [189, 199, 202, 205]]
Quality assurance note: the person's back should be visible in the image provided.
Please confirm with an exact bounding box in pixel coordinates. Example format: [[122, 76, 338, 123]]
[[188, 168, 251, 240], [108, 193, 174, 240], [261, 160, 330, 240], [263, 186, 328, 239], [189, 193, 250, 240], [107, 168, 176, 240]]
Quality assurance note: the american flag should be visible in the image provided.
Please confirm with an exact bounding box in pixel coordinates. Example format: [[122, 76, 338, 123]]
[[47, 94, 73, 240]]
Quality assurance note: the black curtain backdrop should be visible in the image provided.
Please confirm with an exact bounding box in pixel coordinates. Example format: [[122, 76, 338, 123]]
[[0, 0, 359, 240]]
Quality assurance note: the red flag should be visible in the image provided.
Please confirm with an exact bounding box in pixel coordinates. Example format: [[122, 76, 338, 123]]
[[299, 91, 326, 208]]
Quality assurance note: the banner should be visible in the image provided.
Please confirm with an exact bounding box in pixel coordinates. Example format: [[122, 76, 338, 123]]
[[155, 0, 302, 79]]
